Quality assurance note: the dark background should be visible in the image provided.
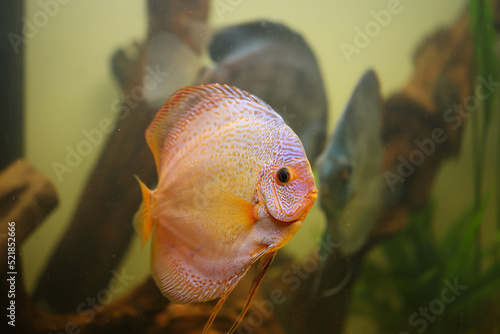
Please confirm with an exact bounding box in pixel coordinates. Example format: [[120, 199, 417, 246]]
[[0, 1, 24, 170]]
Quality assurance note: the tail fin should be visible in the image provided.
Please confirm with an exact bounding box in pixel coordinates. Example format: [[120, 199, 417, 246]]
[[133, 175, 155, 246]]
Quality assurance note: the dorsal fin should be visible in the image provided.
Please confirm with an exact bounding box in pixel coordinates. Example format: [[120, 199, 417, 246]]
[[145, 83, 278, 174]]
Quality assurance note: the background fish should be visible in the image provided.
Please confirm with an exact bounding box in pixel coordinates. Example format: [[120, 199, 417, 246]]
[[134, 83, 317, 333], [198, 20, 328, 165], [316, 70, 386, 256]]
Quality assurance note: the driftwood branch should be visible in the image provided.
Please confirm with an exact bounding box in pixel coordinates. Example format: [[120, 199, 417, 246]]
[[33, 0, 210, 314]]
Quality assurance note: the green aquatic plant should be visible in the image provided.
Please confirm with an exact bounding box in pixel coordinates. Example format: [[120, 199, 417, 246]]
[[468, 0, 499, 266], [351, 199, 500, 333]]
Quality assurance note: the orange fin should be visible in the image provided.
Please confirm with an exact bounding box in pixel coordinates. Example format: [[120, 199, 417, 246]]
[[145, 84, 279, 174], [133, 175, 154, 246], [207, 188, 256, 228], [201, 251, 278, 334]]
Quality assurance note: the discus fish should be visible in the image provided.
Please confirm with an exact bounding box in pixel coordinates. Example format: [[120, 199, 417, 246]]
[[134, 83, 317, 333], [317, 70, 385, 256]]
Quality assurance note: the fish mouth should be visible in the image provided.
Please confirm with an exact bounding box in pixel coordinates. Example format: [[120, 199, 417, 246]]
[[301, 188, 318, 210], [272, 215, 304, 225], [307, 189, 319, 200], [271, 189, 318, 224]]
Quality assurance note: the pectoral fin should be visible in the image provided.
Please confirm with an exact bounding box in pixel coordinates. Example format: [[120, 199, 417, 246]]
[[201, 250, 277, 334], [227, 251, 277, 334]]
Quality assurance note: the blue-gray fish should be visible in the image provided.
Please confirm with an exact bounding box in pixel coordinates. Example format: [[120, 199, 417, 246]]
[[316, 70, 385, 255]]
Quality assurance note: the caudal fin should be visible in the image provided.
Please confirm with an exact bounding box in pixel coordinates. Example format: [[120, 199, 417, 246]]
[[133, 175, 155, 246]]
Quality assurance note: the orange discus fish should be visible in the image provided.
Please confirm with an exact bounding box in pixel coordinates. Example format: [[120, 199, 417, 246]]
[[134, 83, 317, 333]]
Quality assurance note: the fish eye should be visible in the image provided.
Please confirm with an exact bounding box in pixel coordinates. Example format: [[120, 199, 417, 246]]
[[276, 167, 292, 184], [341, 166, 352, 182]]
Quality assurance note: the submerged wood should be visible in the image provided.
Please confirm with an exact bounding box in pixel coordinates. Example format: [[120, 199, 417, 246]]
[[493, 0, 500, 31], [33, 0, 209, 313], [5, 5, 481, 334], [32, 68, 156, 311]]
